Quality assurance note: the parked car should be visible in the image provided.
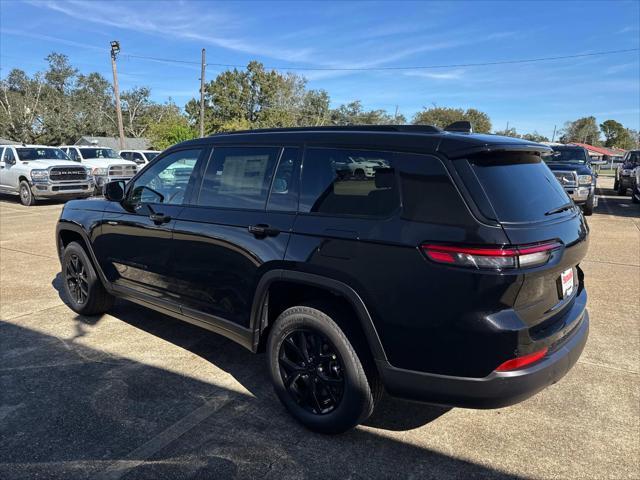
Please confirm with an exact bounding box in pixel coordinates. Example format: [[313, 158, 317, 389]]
[[56, 125, 589, 433], [0, 144, 93, 206], [632, 164, 640, 204], [119, 149, 161, 168], [333, 155, 388, 179], [614, 150, 640, 196], [60, 146, 137, 193], [543, 145, 598, 215]]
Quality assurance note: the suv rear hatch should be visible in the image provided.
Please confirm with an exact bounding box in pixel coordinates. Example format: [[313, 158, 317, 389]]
[[453, 150, 589, 336]]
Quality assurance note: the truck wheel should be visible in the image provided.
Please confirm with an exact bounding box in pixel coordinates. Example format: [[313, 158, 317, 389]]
[[613, 179, 619, 190], [61, 241, 114, 315], [582, 197, 594, 216], [617, 184, 626, 196], [19, 181, 35, 206], [267, 305, 381, 434]]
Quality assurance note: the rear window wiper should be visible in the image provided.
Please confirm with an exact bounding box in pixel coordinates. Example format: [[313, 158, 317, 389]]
[[545, 203, 575, 216]]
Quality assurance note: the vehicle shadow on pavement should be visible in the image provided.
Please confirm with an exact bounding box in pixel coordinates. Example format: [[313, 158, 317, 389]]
[[594, 185, 640, 218], [51, 274, 450, 432], [1, 317, 524, 480]]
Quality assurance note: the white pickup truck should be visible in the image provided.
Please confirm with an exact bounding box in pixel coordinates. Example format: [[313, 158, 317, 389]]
[[60, 146, 137, 193], [0, 145, 94, 206]]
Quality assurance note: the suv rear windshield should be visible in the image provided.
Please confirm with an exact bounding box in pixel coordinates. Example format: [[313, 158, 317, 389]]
[[468, 152, 571, 223]]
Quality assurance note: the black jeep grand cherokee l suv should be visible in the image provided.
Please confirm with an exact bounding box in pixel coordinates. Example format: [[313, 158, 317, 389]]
[[56, 125, 589, 433]]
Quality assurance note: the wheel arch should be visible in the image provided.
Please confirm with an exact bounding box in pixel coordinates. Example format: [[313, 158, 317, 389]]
[[251, 270, 387, 363], [56, 223, 113, 293]]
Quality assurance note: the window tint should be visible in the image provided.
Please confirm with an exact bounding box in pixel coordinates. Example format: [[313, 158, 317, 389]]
[[128, 149, 202, 206], [299, 148, 399, 217], [267, 147, 300, 212], [468, 152, 570, 223], [3, 148, 15, 163], [398, 154, 472, 225], [198, 146, 280, 210], [66, 148, 80, 161]]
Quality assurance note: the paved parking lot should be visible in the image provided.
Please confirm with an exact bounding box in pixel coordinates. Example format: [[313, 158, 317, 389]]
[[0, 176, 638, 480]]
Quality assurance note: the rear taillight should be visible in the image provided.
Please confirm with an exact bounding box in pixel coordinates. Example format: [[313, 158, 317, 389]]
[[420, 241, 561, 270], [495, 348, 548, 372]]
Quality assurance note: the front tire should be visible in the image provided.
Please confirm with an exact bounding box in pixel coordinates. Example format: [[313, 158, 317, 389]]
[[267, 305, 380, 434], [61, 242, 114, 315], [618, 183, 627, 196], [582, 196, 594, 216], [19, 181, 35, 206]]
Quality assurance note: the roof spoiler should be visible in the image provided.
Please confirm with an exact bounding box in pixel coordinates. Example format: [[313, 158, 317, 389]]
[[444, 121, 472, 133]]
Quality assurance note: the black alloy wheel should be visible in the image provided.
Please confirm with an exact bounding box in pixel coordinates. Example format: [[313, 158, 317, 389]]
[[65, 253, 89, 305], [278, 329, 345, 415]]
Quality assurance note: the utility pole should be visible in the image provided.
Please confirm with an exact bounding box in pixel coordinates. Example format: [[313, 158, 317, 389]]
[[199, 48, 206, 137], [110, 41, 125, 150], [551, 125, 557, 142]]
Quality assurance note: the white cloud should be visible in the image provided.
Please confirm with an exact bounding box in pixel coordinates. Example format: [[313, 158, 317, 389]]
[[30, 0, 315, 62], [404, 69, 466, 80]]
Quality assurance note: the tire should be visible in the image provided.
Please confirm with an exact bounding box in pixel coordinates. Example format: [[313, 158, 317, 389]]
[[613, 179, 619, 191], [582, 196, 594, 216], [267, 304, 381, 434], [61, 241, 114, 315], [19, 181, 35, 206], [633, 191, 640, 204], [353, 169, 366, 180], [618, 183, 626, 196]]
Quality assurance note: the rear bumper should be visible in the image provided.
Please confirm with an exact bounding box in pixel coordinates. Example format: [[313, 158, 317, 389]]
[[377, 308, 588, 409]]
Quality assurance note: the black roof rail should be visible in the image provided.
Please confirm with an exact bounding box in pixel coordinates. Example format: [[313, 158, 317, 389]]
[[210, 124, 442, 136]]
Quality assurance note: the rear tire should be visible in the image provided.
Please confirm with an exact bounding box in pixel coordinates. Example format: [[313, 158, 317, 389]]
[[19, 181, 35, 206], [618, 184, 626, 196], [61, 241, 114, 315], [267, 305, 381, 434], [582, 196, 594, 216]]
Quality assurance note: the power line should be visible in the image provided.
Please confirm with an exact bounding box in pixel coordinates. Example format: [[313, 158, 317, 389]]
[[123, 48, 639, 72]]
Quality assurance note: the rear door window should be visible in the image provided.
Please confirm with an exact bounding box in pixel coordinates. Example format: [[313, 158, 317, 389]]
[[267, 147, 300, 212], [197, 146, 281, 210], [468, 152, 571, 223], [299, 148, 399, 217]]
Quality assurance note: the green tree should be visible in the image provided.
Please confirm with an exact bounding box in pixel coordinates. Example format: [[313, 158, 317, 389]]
[[494, 127, 519, 137], [600, 119, 635, 149], [560, 117, 601, 145], [412, 106, 491, 133], [148, 112, 197, 150], [72, 72, 116, 137], [330, 100, 405, 125], [39, 53, 79, 144], [521, 132, 549, 142], [0, 69, 44, 143], [187, 61, 319, 132]]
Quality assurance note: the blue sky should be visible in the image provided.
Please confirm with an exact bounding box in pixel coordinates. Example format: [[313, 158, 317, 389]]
[[1, 0, 638, 139]]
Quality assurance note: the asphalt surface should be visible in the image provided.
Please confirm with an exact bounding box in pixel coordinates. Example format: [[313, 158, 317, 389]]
[[0, 176, 638, 480]]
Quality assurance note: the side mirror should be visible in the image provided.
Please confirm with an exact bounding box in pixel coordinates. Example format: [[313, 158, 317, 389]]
[[104, 180, 125, 201], [5, 155, 16, 165]]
